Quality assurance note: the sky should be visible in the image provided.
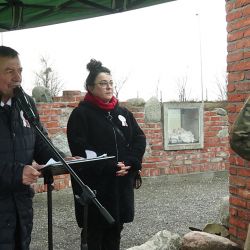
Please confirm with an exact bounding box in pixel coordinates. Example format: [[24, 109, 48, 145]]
[[1, 0, 227, 102]]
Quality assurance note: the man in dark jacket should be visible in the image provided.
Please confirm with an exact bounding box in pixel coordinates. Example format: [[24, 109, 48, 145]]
[[0, 45, 59, 250]]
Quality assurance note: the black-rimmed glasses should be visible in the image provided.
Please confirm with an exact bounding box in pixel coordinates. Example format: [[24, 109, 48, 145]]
[[96, 80, 114, 88]]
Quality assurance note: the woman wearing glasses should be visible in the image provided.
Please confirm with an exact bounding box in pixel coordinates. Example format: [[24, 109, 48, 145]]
[[67, 59, 146, 250]]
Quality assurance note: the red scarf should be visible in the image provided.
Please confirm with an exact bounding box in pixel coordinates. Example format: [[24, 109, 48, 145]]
[[84, 92, 118, 111]]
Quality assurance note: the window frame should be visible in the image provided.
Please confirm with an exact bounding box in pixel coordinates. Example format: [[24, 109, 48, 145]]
[[163, 102, 204, 150]]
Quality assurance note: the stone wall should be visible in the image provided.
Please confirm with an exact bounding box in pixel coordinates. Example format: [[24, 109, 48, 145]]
[[32, 91, 230, 194]]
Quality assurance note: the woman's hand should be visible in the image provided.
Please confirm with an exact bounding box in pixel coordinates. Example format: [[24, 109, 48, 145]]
[[116, 162, 131, 176]]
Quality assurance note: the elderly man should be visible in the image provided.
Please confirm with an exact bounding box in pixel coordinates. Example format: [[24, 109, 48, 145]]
[[0, 45, 61, 250]]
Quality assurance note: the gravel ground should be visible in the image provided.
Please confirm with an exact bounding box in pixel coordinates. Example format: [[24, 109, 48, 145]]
[[31, 171, 229, 250]]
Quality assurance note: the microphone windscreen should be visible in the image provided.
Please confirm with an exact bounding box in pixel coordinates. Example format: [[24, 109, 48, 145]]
[[13, 86, 24, 98]]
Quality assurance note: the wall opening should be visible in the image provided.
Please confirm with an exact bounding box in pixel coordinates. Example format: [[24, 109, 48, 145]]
[[163, 102, 204, 150]]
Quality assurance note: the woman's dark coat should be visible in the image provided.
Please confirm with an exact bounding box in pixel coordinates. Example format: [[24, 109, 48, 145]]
[[0, 96, 56, 250], [67, 101, 146, 227]]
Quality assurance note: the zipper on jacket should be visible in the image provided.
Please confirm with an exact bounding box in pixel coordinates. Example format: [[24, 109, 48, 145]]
[[112, 127, 119, 161], [12, 103, 17, 160], [5, 105, 16, 159]]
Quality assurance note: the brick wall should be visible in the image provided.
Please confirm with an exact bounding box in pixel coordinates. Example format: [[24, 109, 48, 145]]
[[142, 104, 229, 176], [31, 1, 250, 246], [32, 91, 230, 194], [227, 0, 250, 247]]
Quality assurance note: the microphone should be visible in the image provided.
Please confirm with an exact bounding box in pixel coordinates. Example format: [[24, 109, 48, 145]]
[[13, 86, 37, 122]]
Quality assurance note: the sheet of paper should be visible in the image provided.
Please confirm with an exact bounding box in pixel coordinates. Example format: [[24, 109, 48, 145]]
[[85, 150, 107, 159], [45, 158, 57, 167]]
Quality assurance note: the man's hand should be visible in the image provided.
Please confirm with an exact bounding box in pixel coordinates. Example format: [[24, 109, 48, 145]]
[[22, 165, 41, 185], [116, 162, 131, 176]]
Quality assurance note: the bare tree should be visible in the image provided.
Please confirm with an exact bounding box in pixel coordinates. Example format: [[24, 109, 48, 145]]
[[114, 76, 128, 98], [34, 56, 63, 97], [176, 74, 191, 102], [214, 73, 227, 101]]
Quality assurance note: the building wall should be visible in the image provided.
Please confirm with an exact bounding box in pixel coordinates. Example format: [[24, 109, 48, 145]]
[[33, 91, 230, 195], [227, 0, 250, 247]]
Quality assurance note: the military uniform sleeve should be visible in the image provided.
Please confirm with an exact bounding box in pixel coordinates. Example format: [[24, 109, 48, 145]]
[[230, 97, 250, 161]]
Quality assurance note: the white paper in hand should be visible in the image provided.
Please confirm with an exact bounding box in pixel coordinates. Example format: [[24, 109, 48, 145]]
[[45, 158, 57, 167]]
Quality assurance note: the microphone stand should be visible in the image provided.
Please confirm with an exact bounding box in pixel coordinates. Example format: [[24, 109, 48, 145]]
[[14, 87, 115, 250]]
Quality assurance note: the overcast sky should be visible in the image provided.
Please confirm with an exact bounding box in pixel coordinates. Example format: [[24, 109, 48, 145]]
[[1, 0, 227, 102]]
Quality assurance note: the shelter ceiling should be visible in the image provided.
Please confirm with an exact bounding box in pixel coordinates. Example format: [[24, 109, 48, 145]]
[[0, 0, 175, 32]]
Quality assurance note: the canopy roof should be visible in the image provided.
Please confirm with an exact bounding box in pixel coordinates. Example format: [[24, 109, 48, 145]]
[[0, 0, 175, 32]]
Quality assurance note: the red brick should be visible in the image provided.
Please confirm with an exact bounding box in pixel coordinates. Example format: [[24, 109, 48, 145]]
[[229, 225, 237, 237], [238, 209, 250, 220], [236, 156, 246, 166], [238, 168, 250, 177], [230, 175, 247, 187], [246, 179, 250, 189], [149, 168, 160, 176], [230, 166, 238, 175], [228, 93, 249, 102], [230, 207, 238, 216], [236, 82, 250, 91], [141, 169, 150, 177], [229, 216, 248, 229], [230, 186, 238, 195], [44, 121, 60, 128], [141, 162, 156, 169], [237, 228, 247, 241], [238, 188, 250, 199], [230, 196, 247, 208], [235, 0, 250, 8], [227, 51, 244, 61], [133, 112, 144, 119]]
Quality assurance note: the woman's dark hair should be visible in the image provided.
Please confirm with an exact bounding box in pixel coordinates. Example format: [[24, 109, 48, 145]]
[[0, 46, 19, 57], [85, 59, 111, 91]]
